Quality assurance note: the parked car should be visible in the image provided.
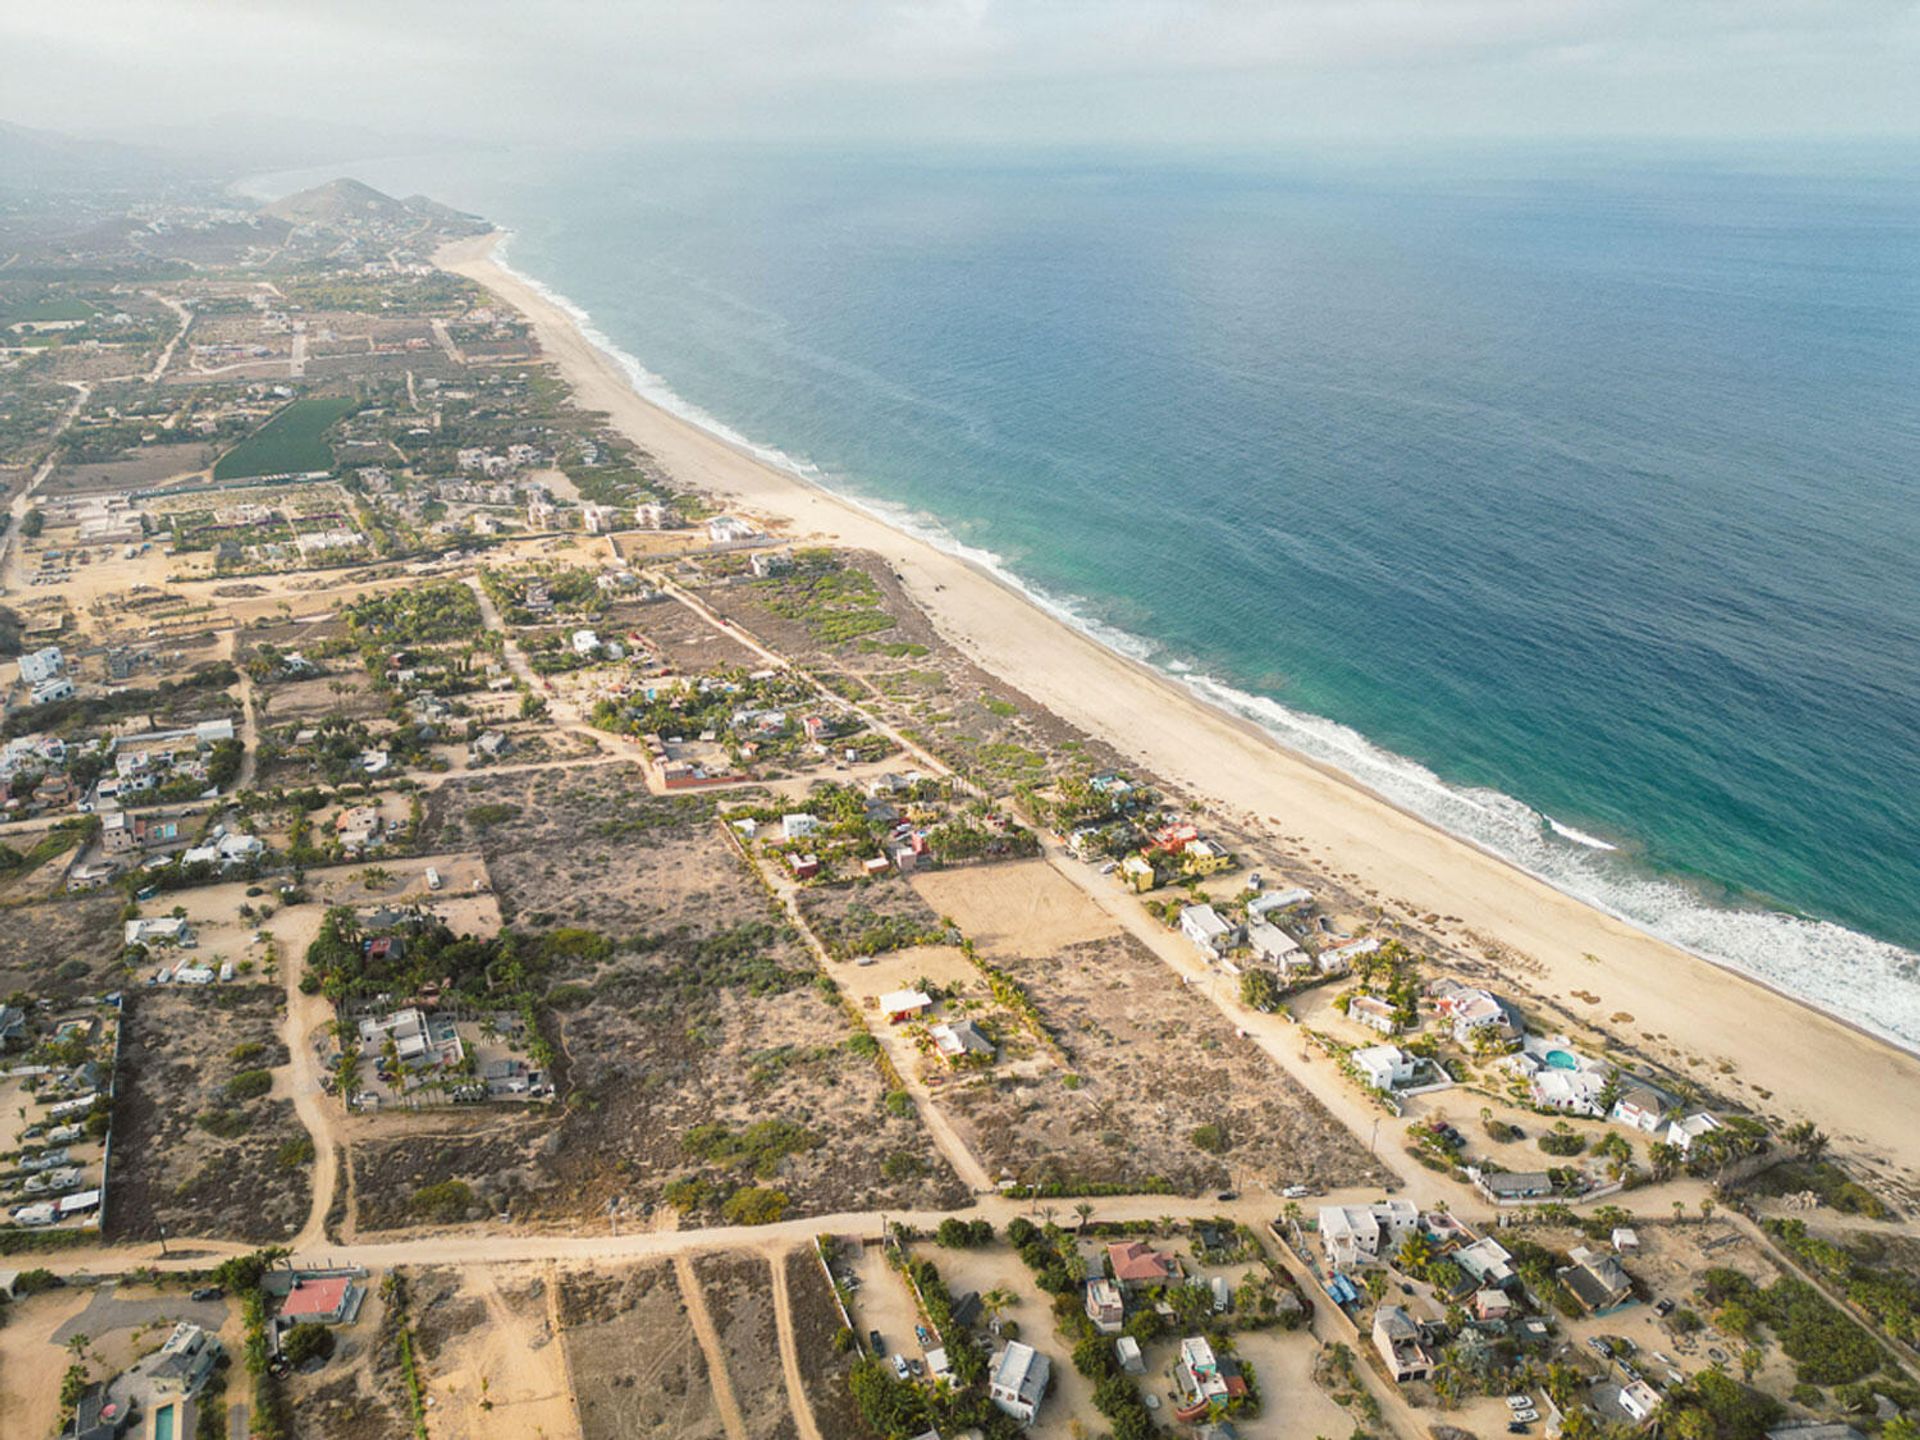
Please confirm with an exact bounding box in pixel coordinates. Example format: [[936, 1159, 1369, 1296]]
[[191, 1286, 224, 1302], [915, 1325, 932, 1346], [1282, 1184, 1312, 1199], [1654, 1298, 1675, 1316], [1508, 1425, 1530, 1435], [892, 1355, 910, 1381], [1514, 1411, 1540, 1424], [1216, 1191, 1238, 1202], [868, 1330, 884, 1356], [1506, 1395, 1533, 1410]]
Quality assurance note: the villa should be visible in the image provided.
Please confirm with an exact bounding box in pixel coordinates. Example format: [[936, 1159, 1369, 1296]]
[[1173, 1336, 1249, 1420], [1667, 1111, 1723, 1154], [1352, 1043, 1417, 1092], [1085, 1277, 1125, 1333], [1372, 1306, 1432, 1383], [1107, 1239, 1181, 1291], [1317, 1200, 1419, 1269], [1179, 904, 1236, 955]]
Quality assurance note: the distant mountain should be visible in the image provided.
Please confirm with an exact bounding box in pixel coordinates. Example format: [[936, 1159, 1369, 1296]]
[[0, 119, 184, 194], [259, 178, 487, 234]]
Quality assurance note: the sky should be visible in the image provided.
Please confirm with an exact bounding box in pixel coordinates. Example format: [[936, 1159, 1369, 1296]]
[[4, 0, 1917, 157]]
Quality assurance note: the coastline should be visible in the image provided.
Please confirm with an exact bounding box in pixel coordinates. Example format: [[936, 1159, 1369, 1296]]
[[437, 229, 1920, 1181]]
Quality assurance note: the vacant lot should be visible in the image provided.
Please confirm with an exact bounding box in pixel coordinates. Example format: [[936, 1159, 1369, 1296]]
[[214, 395, 357, 480], [107, 984, 312, 1243], [945, 934, 1389, 1195], [783, 1248, 875, 1440], [561, 1261, 723, 1440], [694, 1253, 801, 1440], [0, 895, 126, 989], [422, 768, 749, 933], [408, 1263, 576, 1439], [911, 858, 1121, 955], [352, 785, 966, 1231]]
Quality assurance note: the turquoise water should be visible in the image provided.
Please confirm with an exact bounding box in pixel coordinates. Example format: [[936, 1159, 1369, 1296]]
[[252, 145, 1920, 1043]]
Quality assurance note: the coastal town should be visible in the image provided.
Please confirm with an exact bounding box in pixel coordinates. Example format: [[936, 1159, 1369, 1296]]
[[1, 171, 1918, 1440]]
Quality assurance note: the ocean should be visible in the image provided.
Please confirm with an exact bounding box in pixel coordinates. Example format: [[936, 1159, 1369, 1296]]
[[249, 144, 1920, 1044]]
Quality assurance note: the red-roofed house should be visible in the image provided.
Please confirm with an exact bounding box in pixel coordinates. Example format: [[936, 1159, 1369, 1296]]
[[276, 1275, 361, 1325], [1107, 1240, 1180, 1292]]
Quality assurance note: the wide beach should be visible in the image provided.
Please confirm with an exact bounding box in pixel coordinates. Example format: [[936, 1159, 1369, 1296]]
[[439, 230, 1920, 1185]]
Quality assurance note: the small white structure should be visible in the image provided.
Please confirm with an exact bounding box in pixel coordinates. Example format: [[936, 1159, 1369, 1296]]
[[1667, 1111, 1723, 1154], [1619, 1380, 1662, 1423], [987, 1341, 1051, 1423], [781, 813, 820, 841], [126, 916, 194, 948], [571, 629, 600, 656], [1246, 886, 1312, 918], [1178, 904, 1235, 955], [1351, 1043, 1417, 1093], [18, 647, 65, 685], [1245, 918, 1300, 963], [29, 677, 75, 706], [707, 516, 758, 545], [1318, 1200, 1419, 1270]]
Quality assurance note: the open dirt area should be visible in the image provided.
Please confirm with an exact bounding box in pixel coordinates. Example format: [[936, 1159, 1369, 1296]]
[[0, 894, 128, 997], [558, 1260, 722, 1440], [285, 1278, 415, 1440], [910, 858, 1121, 955], [945, 932, 1389, 1195], [693, 1252, 802, 1440], [107, 983, 313, 1242], [407, 1262, 577, 1439]]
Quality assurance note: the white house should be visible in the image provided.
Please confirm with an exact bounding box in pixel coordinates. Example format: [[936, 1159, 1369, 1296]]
[[18, 647, 65, 685], [1610, 1085, 1669, 1134], [1245, 918, 1300, 964], [29, 677, 75, 706], [707, 516, 758, 545], [1531, 1067, 1611, 1117], [1318, 1200, 1419, 1270], [1246, 886, 1312, 918], [1619, 1381, 1662, 1423], [1179, 904, 1235, 955], [1318, 936, 1381, 974], [572, 629, 600, 657], [1454, 1236, 1515, 1287], [126, 916, 194, 947], [1667, 1111, 1723, 1154], [1351, 1044, 1417, 1092], [988, 1341, 1051, 1423], [781, 813, 820, 842], [1373, 1305, 1432, 1382]]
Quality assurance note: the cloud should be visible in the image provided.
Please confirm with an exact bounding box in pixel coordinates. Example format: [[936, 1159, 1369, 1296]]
[[3, 0, 1914, 151]]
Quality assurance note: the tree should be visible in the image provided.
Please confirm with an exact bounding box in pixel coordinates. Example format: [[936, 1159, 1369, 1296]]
[[1074, 1202, 1095, 1233], [280, 1323, 336, 1367]]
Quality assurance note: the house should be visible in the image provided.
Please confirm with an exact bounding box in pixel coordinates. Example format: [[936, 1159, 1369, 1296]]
[[1245, 919, 1300, 964], [788, 853, 820, 880], [272, 1273, 366, 1326], [336, 806, 384, 853], [1531, 1066, 1610, 1116], [1560, 1246, 1635, 1315], [1316, 1201, 1419, 1269], [707, 516, 758, 545], [1246, 887, 1312, 919], [1469, 1168, 1555, 1205], [149, 1321, 221, 1398], [1116, 1335, 1145, 1374], [1351, 1044, 1417, 1092], [1453, 1236, 1515, 1287], [217, 833, 265, 864], [1611, 1085, 1669, 1134], [581, 503, 619, 534], [30, 677, 76, 706], [359, 749, 391, 776], [1667, 1111, 1723, 1154], [1179, 904, 1236, 955], [1373, 1306, 1432, 1382], [471, 730, 512, 761], [879, 989, 933, 1024], [1474, 1288, 1514, 1322], [357, 1009, 464, 1070], [1619, 1381, 1662, 1423], [571, 629, 600, 657], [1430, 981, 1515, 1044], [126, 916, 194, 948], [782, 813, 821, 841], [18, 646, 65, 685], [750, 550, 794, 577], [930, 1019, 995, 1062], [987, 1341, 1051, 1423], [1612, 1227, 1640, 1253], [1347, 994, 1399, 1035], [1085, 1277, 1125, 1334], [1317, 936, 1380, 973], [1173, 1335, 1249, 1421], [1107, 1240, 1180, 1291]]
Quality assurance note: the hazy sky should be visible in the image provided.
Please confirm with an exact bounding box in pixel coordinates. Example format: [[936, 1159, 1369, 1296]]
[[6, 0, 1917, 154]]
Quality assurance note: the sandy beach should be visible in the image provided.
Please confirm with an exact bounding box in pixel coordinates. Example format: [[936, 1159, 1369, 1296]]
[[438, 231, 1920, 1185]]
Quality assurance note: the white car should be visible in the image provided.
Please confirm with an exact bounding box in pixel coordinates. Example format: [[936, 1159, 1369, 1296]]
[[1514, 1411, 1540, 1424], [1507, 1396, 1533, 1410], [1282, 1184, 1312, 1199]]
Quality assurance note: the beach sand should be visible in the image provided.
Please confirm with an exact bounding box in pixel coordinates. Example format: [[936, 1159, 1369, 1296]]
[[439, 232, 1920, 1185]]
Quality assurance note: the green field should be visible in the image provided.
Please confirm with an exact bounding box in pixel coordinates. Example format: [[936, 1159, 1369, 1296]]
[[212, 397, 357, 481], [0, 296, 96, 324]]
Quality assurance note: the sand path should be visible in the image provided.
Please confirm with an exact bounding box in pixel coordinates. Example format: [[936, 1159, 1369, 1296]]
[[674, 1254, 750, 1440]]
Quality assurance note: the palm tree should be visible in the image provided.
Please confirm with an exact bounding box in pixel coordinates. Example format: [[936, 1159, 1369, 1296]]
[[1699, 1197, 1716, 1226], [980, 1287, 1016, 1323], [1073, 1202, 1094, 1233]]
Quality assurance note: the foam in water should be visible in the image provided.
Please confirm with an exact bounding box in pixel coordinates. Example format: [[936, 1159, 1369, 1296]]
[[495, 238, 1920, 1054]]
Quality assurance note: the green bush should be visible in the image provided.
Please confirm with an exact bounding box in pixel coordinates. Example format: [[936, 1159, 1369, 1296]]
[[225, 1069, 274, 1101]]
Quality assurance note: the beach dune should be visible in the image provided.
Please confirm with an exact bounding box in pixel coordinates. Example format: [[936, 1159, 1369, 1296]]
[[439, 232, 1920, 1187]]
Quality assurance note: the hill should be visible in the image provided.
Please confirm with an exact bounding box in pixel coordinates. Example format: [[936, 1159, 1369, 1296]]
[[260, 177, 416, 226]]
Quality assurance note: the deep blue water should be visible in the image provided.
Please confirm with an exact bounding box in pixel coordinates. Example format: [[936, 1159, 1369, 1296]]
[[254, 145, 1920, 1041]]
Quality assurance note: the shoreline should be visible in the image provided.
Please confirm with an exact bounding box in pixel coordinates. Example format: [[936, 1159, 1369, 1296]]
[[437, 229, 1920, 1181]]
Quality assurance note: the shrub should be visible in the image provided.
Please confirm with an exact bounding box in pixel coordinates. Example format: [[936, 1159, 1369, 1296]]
[[225, 1069, 274, 1102], [722, 1186, 790, 1225], [410, 1180, 474, 1223], [279, 1322, 335, 1367]]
